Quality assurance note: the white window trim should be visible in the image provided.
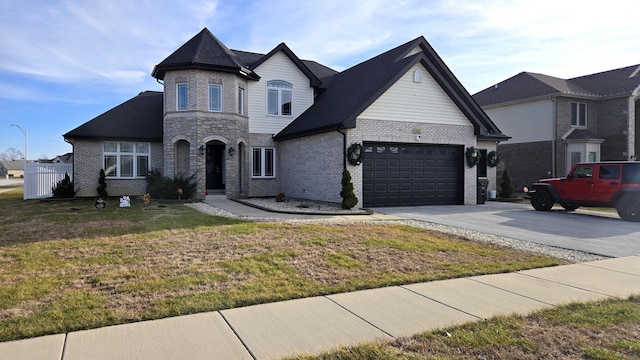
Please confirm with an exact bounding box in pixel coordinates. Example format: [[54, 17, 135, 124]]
[[177, 83, 188, 111], [103, 142, 150, 179], [208, 84, 222, 112], [266, 80, 292, 117], [252, 147, 276, 178], [571, 102, 587, 127]]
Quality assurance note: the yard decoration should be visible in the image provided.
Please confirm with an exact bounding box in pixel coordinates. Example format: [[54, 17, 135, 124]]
[[143, 193, 151, 208], [465, 146, 480, 168], [95, 198, 106, 208], [346, 143, 364, 166], [97, 169, 108, 197], [340, 169, 358, 209], [119, 195, 131, 207], [487, 151, 500, 168]]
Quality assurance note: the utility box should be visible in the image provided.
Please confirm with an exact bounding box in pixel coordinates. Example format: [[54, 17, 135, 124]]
[[477, 177, 489, 204]]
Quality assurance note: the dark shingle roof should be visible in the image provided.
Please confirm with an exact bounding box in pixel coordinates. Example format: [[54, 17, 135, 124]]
[[474, 64, 640, 107], [64, 91, 163, 141], [152, 28, 258, 81], [274, 36, 508, 141], [152, 28, 337, 87], [563, 128, 604, 141]]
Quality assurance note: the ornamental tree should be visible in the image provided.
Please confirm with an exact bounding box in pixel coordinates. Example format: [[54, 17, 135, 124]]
[[340, 169, 358, 209]]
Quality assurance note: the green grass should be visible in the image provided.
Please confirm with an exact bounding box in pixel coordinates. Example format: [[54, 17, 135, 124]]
[[0, 190, 568, 343]]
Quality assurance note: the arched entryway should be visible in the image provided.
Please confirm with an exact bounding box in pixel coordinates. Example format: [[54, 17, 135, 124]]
[[205, 140, 226, 191]]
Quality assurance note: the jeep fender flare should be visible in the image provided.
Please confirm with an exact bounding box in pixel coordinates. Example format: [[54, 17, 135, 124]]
[[612, 188, 640, 204], [531, 183, 560, 201]]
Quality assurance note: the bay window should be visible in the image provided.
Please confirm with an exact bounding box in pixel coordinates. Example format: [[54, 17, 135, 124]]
[[209, 84, 222, 112], [177, 83, 188, 111]]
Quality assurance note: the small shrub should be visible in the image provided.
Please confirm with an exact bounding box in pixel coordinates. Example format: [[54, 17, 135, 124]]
[[340, 169, 358, 209], [145, 169, 197, 199], [51, 173, 76, 198], [97, 169, 108, 197], [499, 167, 515, 199], [275, 192, 286, 202]]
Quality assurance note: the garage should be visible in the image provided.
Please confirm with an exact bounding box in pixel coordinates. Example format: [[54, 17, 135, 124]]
[[362, 142, 463, 207]]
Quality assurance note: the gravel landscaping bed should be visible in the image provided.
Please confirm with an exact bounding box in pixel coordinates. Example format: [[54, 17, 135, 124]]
[[186, 201, 608, 264]]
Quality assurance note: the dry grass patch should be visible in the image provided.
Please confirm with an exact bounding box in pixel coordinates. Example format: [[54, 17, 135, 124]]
[[293, 296, 640, 360], [0, 193, 564, 342]]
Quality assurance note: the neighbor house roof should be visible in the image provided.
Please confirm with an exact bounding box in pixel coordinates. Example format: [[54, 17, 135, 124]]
[[474, 64, 640, 107], [0, 160, 25, 170], [64, 91, 163, 141], [274, 36, 508, 141]]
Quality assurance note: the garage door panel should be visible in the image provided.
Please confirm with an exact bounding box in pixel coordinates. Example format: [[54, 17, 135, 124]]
[[363, 142, 462, 207]]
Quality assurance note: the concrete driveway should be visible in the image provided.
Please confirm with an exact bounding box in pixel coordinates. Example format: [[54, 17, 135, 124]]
[[373, 201, 640, 258]]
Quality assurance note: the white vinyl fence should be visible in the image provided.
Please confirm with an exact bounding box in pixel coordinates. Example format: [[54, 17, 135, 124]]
[[23, 163, 73, 200]]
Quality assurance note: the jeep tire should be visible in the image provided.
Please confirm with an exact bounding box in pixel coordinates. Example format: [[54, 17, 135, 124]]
[[616, 196, 640, 222], [560, 203, 579, 211], [531, 189, 554, 211]]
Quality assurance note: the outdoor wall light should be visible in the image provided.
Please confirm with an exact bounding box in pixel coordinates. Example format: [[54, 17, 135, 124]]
[[228, 147, 235, 156], [198, 145, 205, 156]]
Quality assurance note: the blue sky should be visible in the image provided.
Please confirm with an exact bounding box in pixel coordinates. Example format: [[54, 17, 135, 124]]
[[1, 0, 639, 160]]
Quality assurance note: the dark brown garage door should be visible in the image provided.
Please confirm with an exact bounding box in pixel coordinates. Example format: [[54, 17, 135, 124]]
[[362, 142, 463, 207]]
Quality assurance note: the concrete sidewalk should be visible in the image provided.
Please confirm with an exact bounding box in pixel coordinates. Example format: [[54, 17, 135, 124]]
[[1, 256, 639, 360]]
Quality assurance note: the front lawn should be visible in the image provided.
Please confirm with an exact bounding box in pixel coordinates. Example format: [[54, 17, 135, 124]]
[[0, 191, 564, 342]]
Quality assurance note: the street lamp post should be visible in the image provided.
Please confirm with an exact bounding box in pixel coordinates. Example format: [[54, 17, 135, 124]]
[[11, 124, 28, 162]]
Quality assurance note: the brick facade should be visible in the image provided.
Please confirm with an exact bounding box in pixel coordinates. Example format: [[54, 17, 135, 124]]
[[162, 70, 250, 199], [70, 139, 163, 197], [279, 132, 343, 203], [347, 118, 481, 206], [498, 141, 553, 190]]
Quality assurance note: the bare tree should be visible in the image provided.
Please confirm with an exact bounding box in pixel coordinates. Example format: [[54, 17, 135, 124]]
[[1, 148, 25, 161]]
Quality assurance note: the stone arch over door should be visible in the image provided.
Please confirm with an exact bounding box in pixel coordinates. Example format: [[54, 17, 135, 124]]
[[203, 135, 229, 192]]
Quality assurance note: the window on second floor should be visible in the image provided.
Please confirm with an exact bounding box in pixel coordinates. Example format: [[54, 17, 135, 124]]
[[177, 83, 188, 111], [571, 102, 587, 127], [238, 87, 245, 115], [267, 80, 292, 116], [252, 147, 275, 178], [208, 84, 222, 112]]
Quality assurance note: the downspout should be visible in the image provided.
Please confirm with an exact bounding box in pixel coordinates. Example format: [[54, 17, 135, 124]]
[[337, 127, 347, 171]]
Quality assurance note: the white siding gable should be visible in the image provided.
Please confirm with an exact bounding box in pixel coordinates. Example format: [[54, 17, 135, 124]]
[[483, 99, 554, 143], [248, 52, 314, 134], [358, 63, 471, 126]]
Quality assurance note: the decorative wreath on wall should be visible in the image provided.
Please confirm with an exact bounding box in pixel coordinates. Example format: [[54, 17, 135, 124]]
[[487, 150, 500, 168], [465, 146, 480, 168], [346, 143, 365, 166]]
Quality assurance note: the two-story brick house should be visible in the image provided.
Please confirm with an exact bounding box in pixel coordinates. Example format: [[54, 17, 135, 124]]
[[473, 65, 640, 190], [65, 28, 507, 207]]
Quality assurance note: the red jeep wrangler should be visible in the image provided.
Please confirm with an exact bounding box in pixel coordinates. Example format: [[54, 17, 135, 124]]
[[527, 161, 640, 222]]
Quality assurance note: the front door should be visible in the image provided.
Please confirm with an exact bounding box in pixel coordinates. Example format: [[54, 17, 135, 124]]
[[206, 145, 225, 190]]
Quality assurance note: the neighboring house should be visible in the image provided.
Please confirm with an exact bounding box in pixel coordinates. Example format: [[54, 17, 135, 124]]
[[0, 160, 25, 178], [37, 153, 74, 164], [473, 65, 640, 189], [64, 28, 507, 207]]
